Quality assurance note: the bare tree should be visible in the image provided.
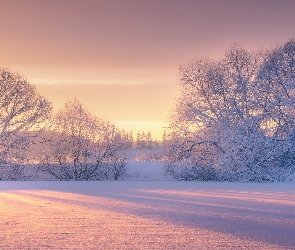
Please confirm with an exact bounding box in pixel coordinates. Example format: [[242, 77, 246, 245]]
[[41, 98, 126, 180]]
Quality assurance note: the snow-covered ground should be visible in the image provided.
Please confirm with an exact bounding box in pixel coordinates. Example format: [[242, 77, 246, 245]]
[[124, 161, 172, 180], [1, 164, 294, 249]]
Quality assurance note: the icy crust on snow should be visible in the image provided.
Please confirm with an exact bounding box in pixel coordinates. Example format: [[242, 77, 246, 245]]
[[0, 181, 294, 249]]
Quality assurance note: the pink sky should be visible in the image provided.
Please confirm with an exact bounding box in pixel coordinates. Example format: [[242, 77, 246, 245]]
[[1, 0, 295, 138]]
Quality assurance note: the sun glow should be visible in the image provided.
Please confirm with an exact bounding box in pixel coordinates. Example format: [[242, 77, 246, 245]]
[[34, 83, 177, 140]]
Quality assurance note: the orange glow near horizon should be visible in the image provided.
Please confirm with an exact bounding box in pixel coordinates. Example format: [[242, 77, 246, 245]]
[[1, 1, 295, 139], [35, 83, 177, 139]]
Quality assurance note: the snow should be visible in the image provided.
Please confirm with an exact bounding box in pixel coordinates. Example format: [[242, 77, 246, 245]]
[[124, 161, 172, 181], [0, 165, 294, 249]]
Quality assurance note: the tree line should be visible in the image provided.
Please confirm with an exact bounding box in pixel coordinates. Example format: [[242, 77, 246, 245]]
[[0, 69, 158, 180], [2, 38, 295, 182]]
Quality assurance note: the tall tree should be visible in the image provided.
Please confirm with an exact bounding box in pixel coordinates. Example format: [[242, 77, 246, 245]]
[[0, 68, 52, 166]]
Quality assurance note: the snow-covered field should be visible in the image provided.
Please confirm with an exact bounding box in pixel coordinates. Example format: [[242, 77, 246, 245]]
[[0, 162, 295, 249], [124, 161, 172, 181]]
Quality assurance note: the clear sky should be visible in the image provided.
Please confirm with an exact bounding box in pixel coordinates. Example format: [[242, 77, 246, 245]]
[[1, 0, 295, 139]]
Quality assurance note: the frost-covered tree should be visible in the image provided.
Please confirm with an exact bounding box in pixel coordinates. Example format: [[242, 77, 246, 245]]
[[136, 131, 154, 149], [256, 39, 295, 137], [166, 40, 295, 182], [255, 39, 295, 175], [0, 68, 52, 177], [41, 98, 126, 180], [145, 131, 153, 149], [136, 131, 146, 149], [120, 130, 133, 149]]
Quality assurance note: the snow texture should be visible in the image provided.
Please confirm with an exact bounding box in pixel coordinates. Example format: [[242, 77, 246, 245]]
[[0, 175, 294, 249]]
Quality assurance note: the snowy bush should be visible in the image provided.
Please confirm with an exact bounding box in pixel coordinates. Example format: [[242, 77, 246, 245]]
[[0, 164, 44, 181], [165, 162, 217, 181]]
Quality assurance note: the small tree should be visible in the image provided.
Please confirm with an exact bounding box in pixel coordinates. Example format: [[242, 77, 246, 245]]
[[41, 98, 126, 180], [120, 130, 133, 149], [145, 131, 153, 149], [136, 131, 145, 149], [136, 131, 154, 149]]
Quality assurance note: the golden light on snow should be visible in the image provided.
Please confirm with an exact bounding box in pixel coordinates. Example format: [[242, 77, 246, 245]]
[[0, 186, 294, 249]]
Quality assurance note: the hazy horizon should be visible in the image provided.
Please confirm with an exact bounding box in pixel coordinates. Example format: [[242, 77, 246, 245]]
[[1, 0, 295, 138]]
